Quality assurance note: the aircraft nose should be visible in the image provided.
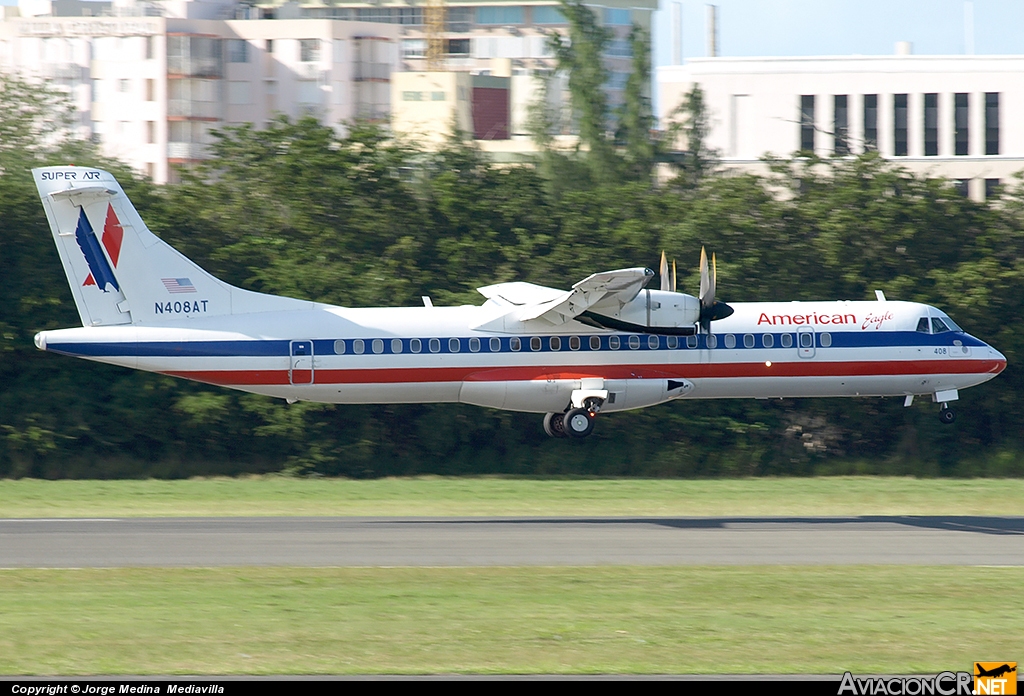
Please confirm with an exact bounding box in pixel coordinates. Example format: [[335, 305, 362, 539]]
[[33, 331, 47, 351], [988, 345, 1007, 374]]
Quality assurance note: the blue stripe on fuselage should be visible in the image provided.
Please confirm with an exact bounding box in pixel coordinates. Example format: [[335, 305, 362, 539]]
[[44, 331, 989, 359]]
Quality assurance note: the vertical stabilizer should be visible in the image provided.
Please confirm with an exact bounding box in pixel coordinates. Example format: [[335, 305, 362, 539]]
[[33, 166, 312, 327]]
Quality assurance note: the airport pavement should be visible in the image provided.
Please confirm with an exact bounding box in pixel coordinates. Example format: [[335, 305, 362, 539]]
[[1, 516, 1022, 567]]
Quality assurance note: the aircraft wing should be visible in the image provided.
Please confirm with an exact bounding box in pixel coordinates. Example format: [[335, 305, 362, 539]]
[[479, 268, 653, 326]]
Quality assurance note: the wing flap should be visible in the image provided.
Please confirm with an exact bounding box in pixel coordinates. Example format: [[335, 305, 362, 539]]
[[514, 267, 654, 325]]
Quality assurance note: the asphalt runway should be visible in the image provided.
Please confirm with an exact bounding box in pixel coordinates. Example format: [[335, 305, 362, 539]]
[[2, 516, 1023, 567]]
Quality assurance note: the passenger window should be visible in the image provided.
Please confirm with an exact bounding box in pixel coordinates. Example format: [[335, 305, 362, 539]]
[[549, 336, 561, 351], [800, 332, 813, 348], [648, 335, 659, 350], [530, 336, 542, 351], [666, 336, 678, 349], [428, 338, 440, 353], [334, 340, 346, 354], [353, 339, 365, 354], [510, 337, 521, 352], [628, 335, 640, 350], [931, 318, 951, 333], [707, 334, 717, 349], [391, 338, 403, 354], [469, 337, 480, 352], [372, 339, 384, 354], [744, 334, 755, 348], [916, 317, 931, 333], [569, 336, 581, 351], [781, 334, 793, 348], [449, 338, 461, 352], [724, 334, 736, 349], [763, 334, 774, 348], [410, 338, 422, 353], [489, 337, 501, 352], [820, 332, 832, 347], [609, 336, 621, 350], [589, 336, 601, 350], [686, 335, 698, 349]]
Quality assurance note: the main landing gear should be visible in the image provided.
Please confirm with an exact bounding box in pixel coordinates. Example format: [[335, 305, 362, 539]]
[[544, 397, 603, 439], [939, 403, 956, 425]]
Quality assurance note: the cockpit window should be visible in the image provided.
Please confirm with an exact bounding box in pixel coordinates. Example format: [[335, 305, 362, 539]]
[[931, 318, 951, 333], [941, 314, 961, 331], [916, 318, 930, 333]]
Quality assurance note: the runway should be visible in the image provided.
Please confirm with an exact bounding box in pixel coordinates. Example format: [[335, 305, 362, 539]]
[[2, 516, 1023, 567]]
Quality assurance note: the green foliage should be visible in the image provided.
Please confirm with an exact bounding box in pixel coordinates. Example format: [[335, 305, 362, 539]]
[[1, 87, 1022, 478]]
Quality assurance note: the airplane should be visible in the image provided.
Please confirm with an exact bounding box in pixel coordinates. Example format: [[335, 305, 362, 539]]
[[31, 166, 1006, 438]]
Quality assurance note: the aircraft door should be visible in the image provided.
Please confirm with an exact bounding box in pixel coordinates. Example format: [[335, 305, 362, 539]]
[[797, 327, 816, 358], [290, 340, 314, 384]]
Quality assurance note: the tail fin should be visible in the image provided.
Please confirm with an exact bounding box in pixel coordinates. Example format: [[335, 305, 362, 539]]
[[33, 166, 311, 326]]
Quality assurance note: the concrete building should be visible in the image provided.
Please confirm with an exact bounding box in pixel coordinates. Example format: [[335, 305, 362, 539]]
[[658, 48, 1024, 200], [262, 1, 657, 140], [0, 0, 399, 182]]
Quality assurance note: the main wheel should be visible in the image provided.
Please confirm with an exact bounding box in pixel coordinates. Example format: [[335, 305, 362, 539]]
[[543, 412, 567, 438], [939, 407, 956, 425], [563, 407, 596, 438]]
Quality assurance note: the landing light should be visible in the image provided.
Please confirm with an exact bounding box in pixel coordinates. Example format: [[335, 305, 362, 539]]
[[765, 361, 772, 367]]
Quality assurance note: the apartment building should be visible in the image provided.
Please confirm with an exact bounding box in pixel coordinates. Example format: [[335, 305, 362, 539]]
[[658, 48, 1024, 200], [0, 0, 399, 182]]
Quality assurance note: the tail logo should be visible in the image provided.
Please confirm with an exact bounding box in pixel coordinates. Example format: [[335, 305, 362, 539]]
[[78, 204, 124, 292]]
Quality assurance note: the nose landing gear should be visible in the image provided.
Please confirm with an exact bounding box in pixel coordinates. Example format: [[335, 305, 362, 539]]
[[939, 404, 956, 425]]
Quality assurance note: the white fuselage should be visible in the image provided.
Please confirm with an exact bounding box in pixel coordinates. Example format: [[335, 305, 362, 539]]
[[35, 298, 1006, 414]]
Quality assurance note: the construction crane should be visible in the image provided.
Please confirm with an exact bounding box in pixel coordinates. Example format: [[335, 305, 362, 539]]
[[425, 0, 446, 71]]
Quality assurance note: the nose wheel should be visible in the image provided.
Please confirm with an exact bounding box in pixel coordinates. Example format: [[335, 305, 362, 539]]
[[939, 404, 956, 425]]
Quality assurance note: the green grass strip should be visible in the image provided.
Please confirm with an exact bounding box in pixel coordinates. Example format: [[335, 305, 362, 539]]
[[0, 566, 1020, 675], [2, 476, 1023, 518]]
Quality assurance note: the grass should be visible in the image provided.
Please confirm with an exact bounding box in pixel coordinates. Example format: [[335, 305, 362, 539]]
[[0, 565, 1020, 675], [2, 475, 1023, 518]]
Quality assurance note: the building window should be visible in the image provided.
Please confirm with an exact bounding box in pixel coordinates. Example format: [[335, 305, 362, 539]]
[[893, 93, 908, 156], [985, 178, 1000, 200], [604, 39, 632, 58], [446, 38, 470, 55], [300, 39, 320, 62], [228, 39, 249, 63], [604, 7, 631, 25], [398, 7, 423, 25], [146, 79, 155, 101], [924, 93, 937, 156], [478, 6, 524, 25], [799, 95, 814, 153], [119, 78, 131, 93], [145, 36, 154, 60], [402, 91, 424, 101], [955, 93, 969, 156], [357, 8, 394, 23], [986, 92, 999, 155], [401, 39, 426, 58], [863, 94, 877, 150], [146, 121, 155, 144], [834, 95, 848, 155], [953, 179, 970, 197], [266, 39, 273, 54], [446, 7, 472, 32], [533, 6, 566, 24]]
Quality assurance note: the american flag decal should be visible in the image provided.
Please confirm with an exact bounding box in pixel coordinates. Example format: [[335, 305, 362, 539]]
[[162, 277, 197, 294]]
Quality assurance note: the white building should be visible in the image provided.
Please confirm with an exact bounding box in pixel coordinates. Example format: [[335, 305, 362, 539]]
[[658, 48, 1024, 200], [0, 0, 399, 182]]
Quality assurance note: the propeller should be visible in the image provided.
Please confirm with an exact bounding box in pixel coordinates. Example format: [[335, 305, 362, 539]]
[[659, 248, 734, 333], [697, 245, 733, 333], [659, 251, 679, 293]]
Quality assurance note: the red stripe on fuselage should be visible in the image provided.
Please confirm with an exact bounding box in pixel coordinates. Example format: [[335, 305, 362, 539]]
[[161, 358, 1006, 387]]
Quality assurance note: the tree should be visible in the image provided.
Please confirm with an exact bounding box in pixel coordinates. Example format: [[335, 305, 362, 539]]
[[668, 84, 718, 188], [617, 24, 656, 182]]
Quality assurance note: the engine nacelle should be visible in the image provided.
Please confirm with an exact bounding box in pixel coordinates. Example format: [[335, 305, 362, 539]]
[[591, 289, 701, 333]]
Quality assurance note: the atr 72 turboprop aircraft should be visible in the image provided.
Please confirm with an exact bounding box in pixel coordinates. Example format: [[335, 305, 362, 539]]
[[32, 166, 1006, 438]]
